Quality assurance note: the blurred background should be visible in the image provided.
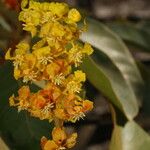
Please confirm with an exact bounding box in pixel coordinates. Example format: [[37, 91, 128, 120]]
[[66, 0, 150, 19], [0, 0, 150, 150]]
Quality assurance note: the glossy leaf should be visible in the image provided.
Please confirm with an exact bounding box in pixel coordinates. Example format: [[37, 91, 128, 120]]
[[0, 62, 52, 150], [81, 18, 143, 94], [81, 56, 138, 120], [110, 121, 150, 150], [107, 22, 150, 52], [80, 18, 143, 120]]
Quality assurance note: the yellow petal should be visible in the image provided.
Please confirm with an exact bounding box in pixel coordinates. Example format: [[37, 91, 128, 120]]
[[9, 95, 15, 106], [5, 48, 14, 60], [68, 9, 81, 23], [52, 127, 67, 145], [83, 100, 93, 112], [33, 95, 46, 109], [51, 22, 65, 37], [21, 0, 28, 9], [43, 140, 58, 150], [74, 70, 86, 82], [15, 42, 30, 55], [66, 133, 77, 148], [18, 86, 30, 100], [24, 53, 36, 69], [47, 2, 69, 17], [14, 68, 21, 80], [45, 63, 60, 79], [33, 46, 51, 58], [23, 24, 37, 37], [40, 22, 52, 37], [32, 39, 46, 50], [41, 136, 48, 150], [29, 1, 40, 10], [83, 43, 93, 55], [54, 108, 66, 120]]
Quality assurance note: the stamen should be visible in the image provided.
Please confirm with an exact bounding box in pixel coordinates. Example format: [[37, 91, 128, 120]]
[[52, 73, 65, 85], [23, 71, 37, 83], [13, 55, 24, 69], [41, 103, 54, 115], [38, 56, 53, 65], [57, 147, 66, 150], [66, 81, 81, 93], [72, 112, 85, 122]]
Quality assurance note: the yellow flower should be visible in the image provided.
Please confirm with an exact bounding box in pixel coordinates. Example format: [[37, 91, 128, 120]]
[[51, 22, 65, 37], [14, 68, 21, 80], [54, 108, 67, 120], [64, 71, 85, 94], [32, 39, 46, 50], [15, 42, 30, 55], [52, 73, 65, 85], [22, 70, 37, 83], [41, 127, 77, 150], [68, 42, 93, 66], [39, 22, 53, 38], [11, 86, 31, 111], [21, 0, 28, 9], [45, 62, 61, 80], [83, 43, 94, 55], [32, 95, 47, 109], [28, 1, 41, 10], [25, 54, 36, 68], [68, 9, 81, 23], [45, 2, 69, 17], [83, 100, 93, 112], [68, 45, 83, 67], [23, 23, 37, 37], [66, 81, 81, 93], [9, 95, 15, 106], [5, 48, 13, 60], [63, 94, 93, 122], [19, 9, 41, 26], [18, 86, 30, 100], [74, 70, 86, 82], [42, 140, 58, 150], [33, 46, 51, 58], [52, 127, 67, 145], [9, 92, 30, 112], [66, 133, 77, 148], [5, 41, 29, 60], [40, 11, 53, 24]]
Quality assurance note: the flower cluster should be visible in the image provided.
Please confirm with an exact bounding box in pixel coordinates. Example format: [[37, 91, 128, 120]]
[[5, 0, 94, 149], [9, 78, 93, 123], [41, 127, 77, 150]]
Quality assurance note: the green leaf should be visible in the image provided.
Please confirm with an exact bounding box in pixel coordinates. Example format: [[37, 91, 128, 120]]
[[0, 62, 52, 150], [110, 121, 150, 150], [107, 22, 150, 52], [80, 18, 143, 120], [81, 18, 143, 93], [81, 56, 138, 120]]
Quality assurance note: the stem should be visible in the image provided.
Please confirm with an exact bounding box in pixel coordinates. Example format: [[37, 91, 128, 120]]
[[54, 118, 64, 128]]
